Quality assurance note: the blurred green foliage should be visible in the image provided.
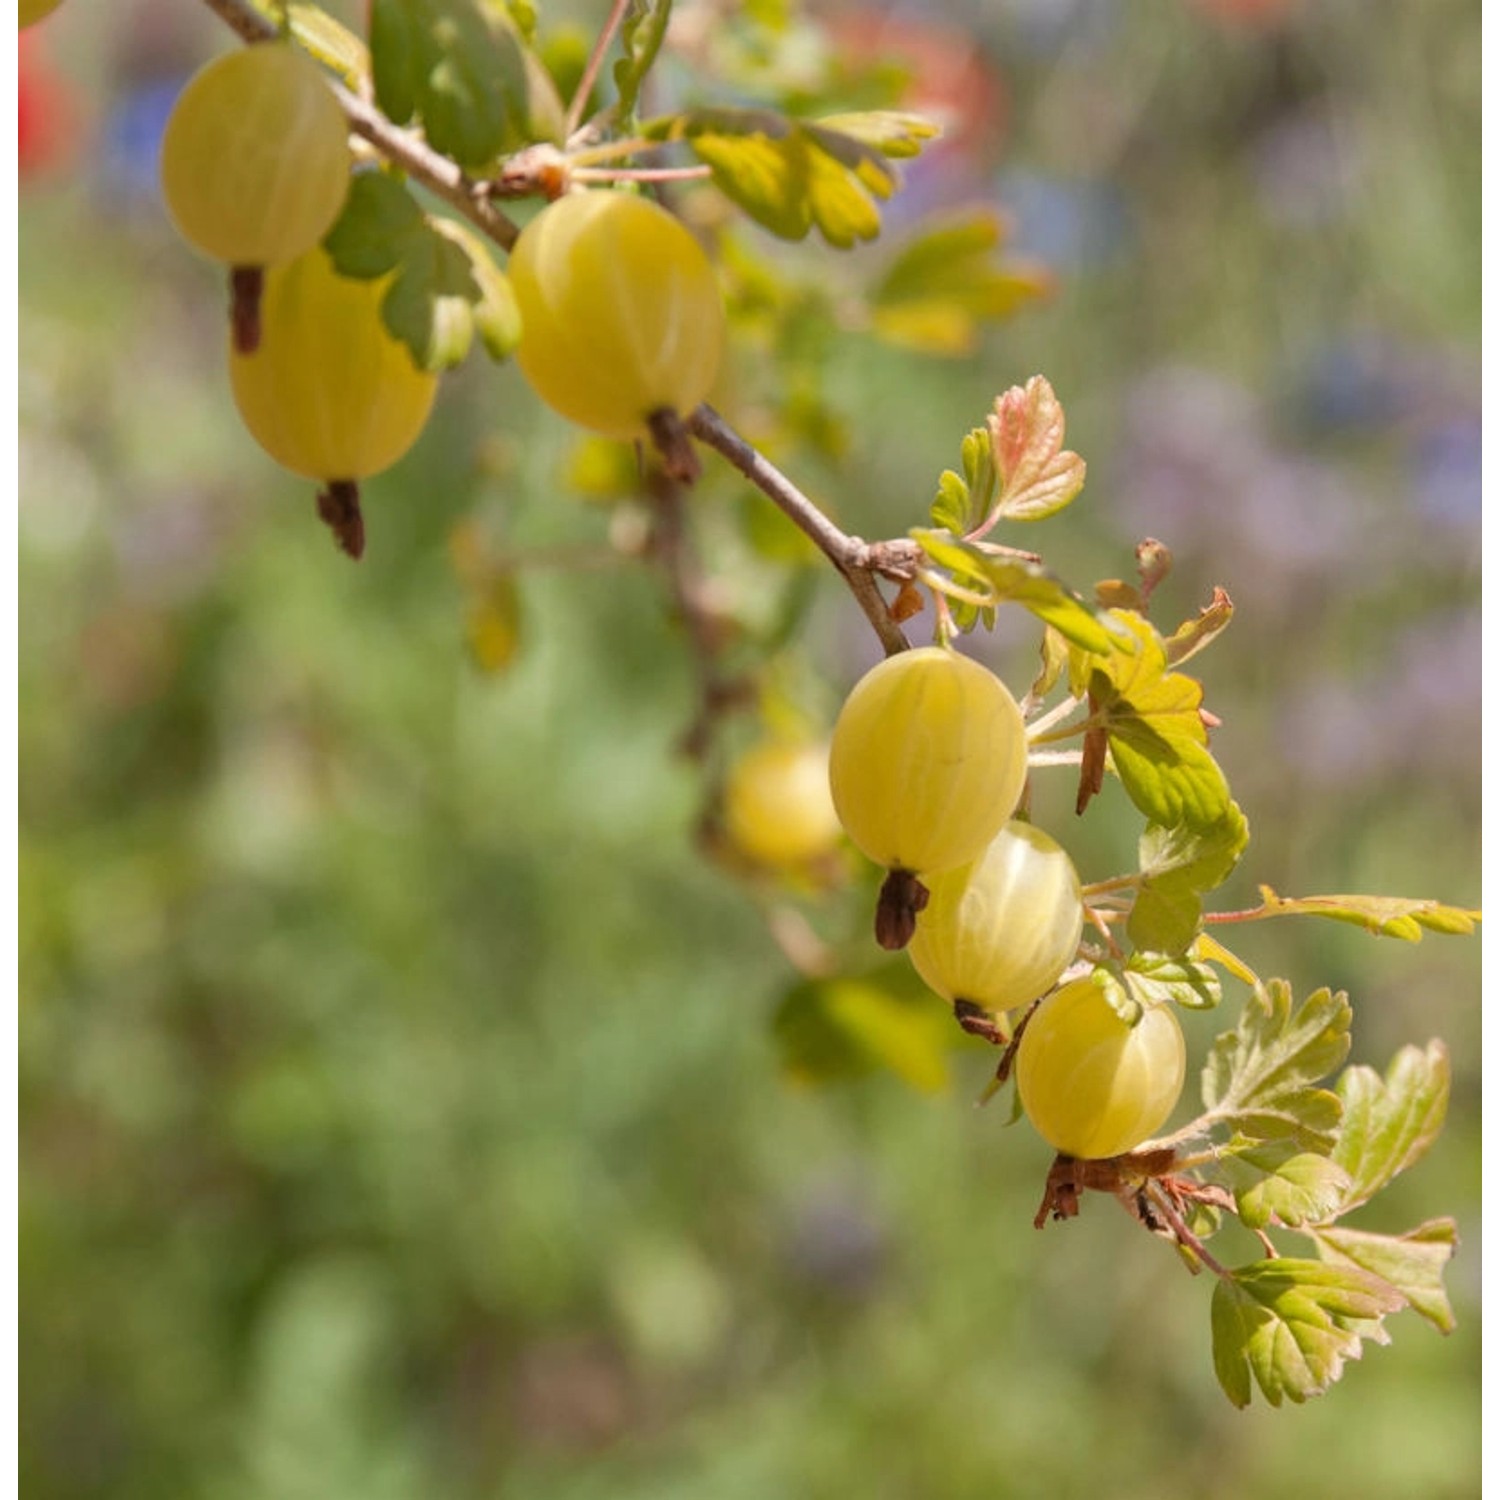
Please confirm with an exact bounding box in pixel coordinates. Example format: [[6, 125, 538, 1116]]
[[21, 1, 1478, 1497]]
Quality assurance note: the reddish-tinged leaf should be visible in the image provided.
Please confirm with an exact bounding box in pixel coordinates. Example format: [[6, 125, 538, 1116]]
[[985, 376, 1087, 524]]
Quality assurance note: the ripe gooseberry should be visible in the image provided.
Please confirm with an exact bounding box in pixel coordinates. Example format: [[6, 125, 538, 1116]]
[[1016, 976, 1186, 1160], [908, 820, 1083, 1018], [229, 244, 439, 557], [508, 191, 725, 465], [827, 647, 1027, 949], [723, 739, 843, 871], [160, 43, 351, 349]]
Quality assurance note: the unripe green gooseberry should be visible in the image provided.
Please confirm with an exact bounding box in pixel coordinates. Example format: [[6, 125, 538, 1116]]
[[723, 739, 843, 870], [159, 43, 351, 269], [229, 244, 438, 486], [508, 191, 726, 441], [908, 820, 1083, 1014], [1017, 977, 1187, 1160]]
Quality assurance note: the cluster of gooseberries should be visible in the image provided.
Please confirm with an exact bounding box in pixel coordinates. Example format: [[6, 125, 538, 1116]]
[[828, 646, 1186, 1161], [156, 38, 727, 556]]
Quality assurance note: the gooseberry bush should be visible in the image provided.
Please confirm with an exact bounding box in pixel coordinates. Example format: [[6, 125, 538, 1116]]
[[43, 0, 1477, 1410]]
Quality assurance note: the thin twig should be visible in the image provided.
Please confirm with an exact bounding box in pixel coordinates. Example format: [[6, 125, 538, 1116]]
[[573, 165, 713, 184], [686, 405, 912, 657], [564, 0, 633, 140], [199, 0, 521, 250]]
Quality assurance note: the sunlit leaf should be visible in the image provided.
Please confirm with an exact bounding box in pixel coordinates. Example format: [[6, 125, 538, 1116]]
[[1120, 952, 1222, 1011], [1229, 888, 1481, 942], [1201, 981, 1351, 1149], [646, 107, 936, 247], [1164, 586, 1234, 665], [244, 0, 370, 87], [1327, 1042, 1450, 1213], [1312, 1219, 1458, 1334], [911, 528, 1120, 654], [1128, 803, 1248, 952], [1212, 1259, 1405, 1407], [1234, 1151, 1351, 1230], [986, 376, 1087, 523], [928, 428, 995, 535]]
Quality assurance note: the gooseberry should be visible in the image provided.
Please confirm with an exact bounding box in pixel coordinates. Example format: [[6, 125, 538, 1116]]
[[1016, 976, 1187, 1160], [723, 739, 843, 871], [827, 646, 1027, 949], [508, 191, 725, 448], [160, 42, 351, 348], [908, 820, 1083, 1015], [229, 244, 439, 556]]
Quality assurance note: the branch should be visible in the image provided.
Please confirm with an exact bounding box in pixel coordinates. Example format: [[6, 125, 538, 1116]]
[[198, 0, 521, 250], [686, 405, 914, 657]]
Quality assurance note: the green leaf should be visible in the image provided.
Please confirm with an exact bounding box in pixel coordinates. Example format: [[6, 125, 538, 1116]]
[[1312, 1219, 1458, 1334], [1326, 1041, 1450, 1213], [772, 971, 954, 1095], [244, 0, 370, 88], [1121, 953, 1222, 1011], [1233, 888, 1481, 942], [869, 212, 1052, 357], [430, 218, 523, 360], [647, 107, 935, 248], [1128, 803, 1249, 953], [813, 110, 940, 158], [1164, 585, 1234, 665], [1235, 1152, 1352, 1230], [370, 0, 531, 168], [611, 0, 672, 125], [1087, 611, 1234, 832], [910, 528, 1120, 654], [986, 375, 1087, 523], [1211, 1259, 1406, 1408], [928, 428, 995, 535], [1201, 981, 1351, 1149], [323, 173, 517, 370]]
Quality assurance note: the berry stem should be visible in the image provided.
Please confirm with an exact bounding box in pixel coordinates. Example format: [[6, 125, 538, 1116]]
[[564, 0, 634, 140]]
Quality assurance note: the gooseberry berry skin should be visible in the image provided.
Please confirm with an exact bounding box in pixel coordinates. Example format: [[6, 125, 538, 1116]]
[[159, 44, 350, 268], [827, 647, 1027, 878], [723, 740, 843, 870], [1016, 977, 1187, 1160], [229, 245, 438, 482], [508, 191, 726, 441], [908, 820, 1083, 1012]]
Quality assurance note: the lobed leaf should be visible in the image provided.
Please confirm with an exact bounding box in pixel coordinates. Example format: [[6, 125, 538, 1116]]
[[647, 107, 936, 248], [870, 213, 1052, 357], [1201, 981, 1351, 1150], [370, 0, 533, 167], [1083, 611, 1235, 833], [1232, 888, 1481, 942], [1311, 1219, 1458, 1334], [324, 172, 518, 369], [986, 376, 1087, 523], [1211, 1259, 1405, 1407], [911, 528, 1120, 654], [1233, 1151, 1352, 1230], [1326, 1042, 1450, 1214], [1128, 803, 1248, 953]]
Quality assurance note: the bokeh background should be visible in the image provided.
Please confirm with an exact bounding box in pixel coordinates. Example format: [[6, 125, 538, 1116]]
[[19, 1, 1481, 1496]]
